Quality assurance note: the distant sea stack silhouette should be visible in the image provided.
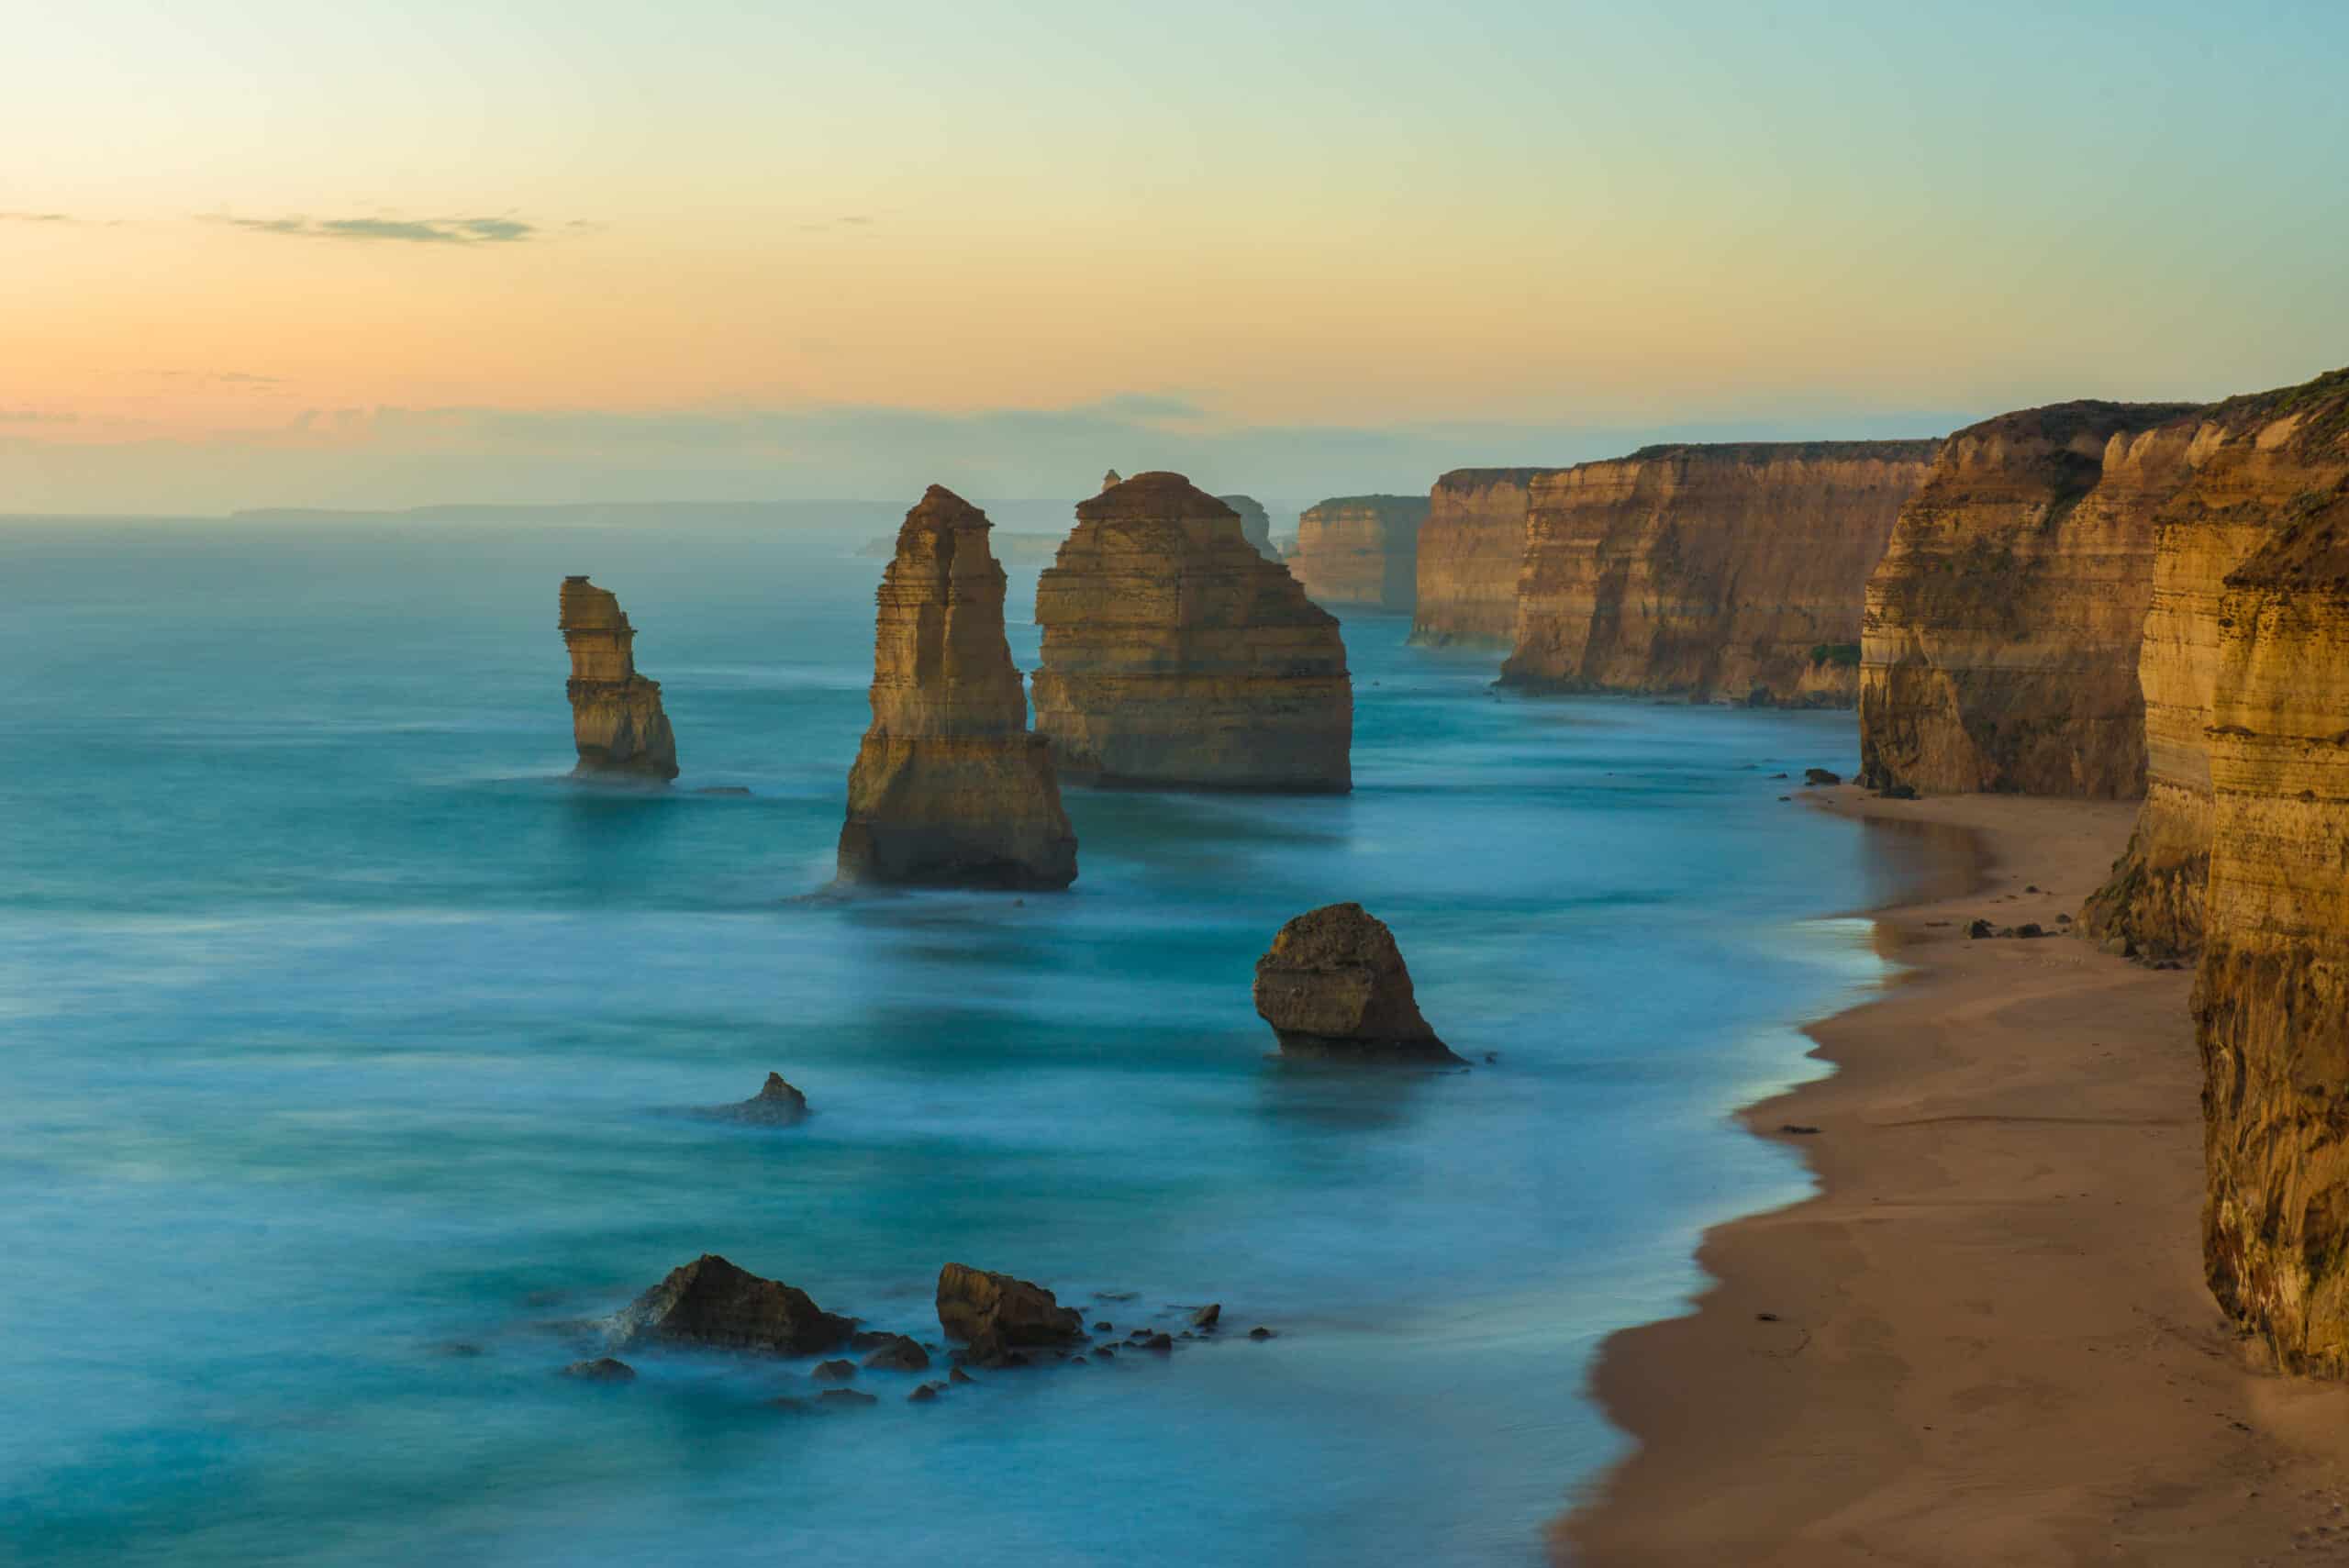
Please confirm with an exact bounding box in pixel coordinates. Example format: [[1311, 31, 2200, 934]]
[[1217, 494, 1276, 559], [559, 576, 679, 781], [1101, 469, 1122, 492], [1287, 495, 1431, 612], [836, 485, 1077, 890], [1252, 903, 1462, 1062], [1031, 472, 1352, 792]]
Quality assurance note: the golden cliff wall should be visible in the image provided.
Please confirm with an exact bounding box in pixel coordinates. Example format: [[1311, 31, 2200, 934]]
[[837, 485, 1077, 889], [1409, 469, 1553, 648], [1032, 472, 1352, 791], [1287, 495, 1431, 612], [1497, 441, 1938, 705], [559, 576, 679, 781], [2085, 371, 2349, 959], [2193, 409, 2349, 1367], [1857, 403, 2203, 796]]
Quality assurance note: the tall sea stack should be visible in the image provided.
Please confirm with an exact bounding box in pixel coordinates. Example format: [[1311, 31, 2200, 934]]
[[1857, 401, 2203, 797], [1032, 472, 1352, 791], [1287, 495, 1431, 612], [559, 576, 679, 781], [1500, 441, 1939, 706], [836, 486, 1077, 889]]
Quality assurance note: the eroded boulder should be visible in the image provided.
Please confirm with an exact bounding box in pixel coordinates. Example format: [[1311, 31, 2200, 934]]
[[615, 1253, 853, 1357], [1252, 903, 1463, 1062]]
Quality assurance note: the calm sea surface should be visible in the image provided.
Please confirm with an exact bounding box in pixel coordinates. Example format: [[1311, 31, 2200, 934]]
[[0, 513, 1924, 1566]]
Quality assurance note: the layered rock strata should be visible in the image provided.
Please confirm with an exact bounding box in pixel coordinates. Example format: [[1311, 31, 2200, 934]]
[[1218, 494, 1276, 559], [1252, 902, 1462, 1062], [837, 486, 1078, 889], [1286, 495, 1431, 612], [1409, 468, 1555, 647], [2196, 453, 2349, 1368], [559, 576, 679, 780], [1857, 403, 2204, 796], [618, 1254, 853, 1356], [1499, 441, 1938, 705], [2086, 371, 2349, 959], [1031, 472, 1353, 791]]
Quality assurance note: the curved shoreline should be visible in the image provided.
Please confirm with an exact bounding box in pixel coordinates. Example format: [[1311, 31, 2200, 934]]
[[1556, 787, 2349, 1566]]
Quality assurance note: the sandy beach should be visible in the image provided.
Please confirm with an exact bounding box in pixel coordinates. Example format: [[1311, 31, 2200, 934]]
[[1560, 787, 2349, 1567]]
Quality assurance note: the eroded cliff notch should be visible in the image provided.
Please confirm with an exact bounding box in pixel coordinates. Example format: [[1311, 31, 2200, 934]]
[[559, 575, 679, 781], [1287, 494, 1431, 612], [1031, 472, 1353, 792], [837, 485, 1077, 889], [1498, 440, 1939, 706], [1856, 401, 2204, 798]]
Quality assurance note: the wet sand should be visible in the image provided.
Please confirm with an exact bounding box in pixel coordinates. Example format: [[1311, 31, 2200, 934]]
[[1560, 787, 2349, 1567]]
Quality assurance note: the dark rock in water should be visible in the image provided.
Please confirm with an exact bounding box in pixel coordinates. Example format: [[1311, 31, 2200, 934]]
[[722, 1072, 808, 1126], [811, 1359, 856, 1383], [1092, 1320, 1113, 1332], [1135, 1332, 1174, 1352], [1190, 1304, 1221, 1330], [1779, 1124, 1820, 1136], [1095, 1343, 1117, 1359], [849, 1329, 896, 1352], [2018, 922, 2046, 939], [1093, 1290, 1138, 1303], [1803, 768, 1842, 785], [563, 1357, 636, 1382], [1247, 1327, 1275, 1340], [433, 1340, 486, 1359], [861, 1335, 929, 1372], [908, 1382, 942, 1403], [948, 1366, 974, 1385], [818, 1387, 876, 1408], [1770, 772, 1789, 780], [936, 1262, 1084, 1362], [1967, 919, 1995, 940], [1252, 903, 1464, 1063], [616, 1253, 854, 1357], [694, 785, 753, 796]]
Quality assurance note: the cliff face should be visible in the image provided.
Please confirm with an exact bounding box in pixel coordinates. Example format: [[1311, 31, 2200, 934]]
[[1286, 495, 1431, 612], [1217, 495, 1276, 559], [1857, 403, 2204, 796], [559, 576, 679, 781], [2191, 380, 2349, 1367], [2085, 372, 2349, 959], [1031, 472, 1352, 791], [1499, 441, 1938, 705], [837, 486, 1077, 889], [1409, 468, 1553, 648]]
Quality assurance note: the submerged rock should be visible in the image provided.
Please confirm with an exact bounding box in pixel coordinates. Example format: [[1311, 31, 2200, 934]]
[[615, 1253, 854, 1357], [860, 1334, 930, 1372], [1252, 903, 1463, 1062], [1802, 768, 1842, 786], [936, 1262, 1084, 1362], [719, 1072, 808, 1126], [559, 576, 679, 781], [836, 486, 1078, 890], [563, 1357, 636, 1382]]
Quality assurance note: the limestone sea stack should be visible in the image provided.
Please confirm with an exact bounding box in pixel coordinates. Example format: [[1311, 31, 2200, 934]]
[[935, 1262, 1085, 1362], [1217, 494, 1277, 559], [1857, 401, 2204, 796], [1498, 441, 1939, 706], [1410, 468, 1559, 647], [1031, 472, 1353, 791], [559, 576, 679, 780], [1252, 902, 1463, 1062], [2084, 369, 2349, 959], [2195, 439, 2349, 1369], [836, 486, 1078, 890], [1286, 495, 1432, 612]]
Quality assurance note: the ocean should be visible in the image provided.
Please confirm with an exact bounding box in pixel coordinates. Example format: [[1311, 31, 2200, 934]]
[[0, 512, 1922, 1566]]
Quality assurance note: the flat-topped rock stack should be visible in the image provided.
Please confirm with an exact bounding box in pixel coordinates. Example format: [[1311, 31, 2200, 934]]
[[1031, 472, 1353, 792], [559, 576, 679, 781], [837, 486, 1077, 889], [1286, 495, 1431, 612]]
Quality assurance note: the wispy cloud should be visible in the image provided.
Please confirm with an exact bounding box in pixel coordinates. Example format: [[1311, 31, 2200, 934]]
[[0, 210, 79, 224], [210, 214, 545, 246]]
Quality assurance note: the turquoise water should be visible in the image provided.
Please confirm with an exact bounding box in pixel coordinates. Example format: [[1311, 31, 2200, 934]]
[[0, 516, 1912, 1566]]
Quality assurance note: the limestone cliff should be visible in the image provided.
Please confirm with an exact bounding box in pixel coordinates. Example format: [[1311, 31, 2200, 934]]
[[1031, 472, 1352, 792], [837, 486, 1077, 889], [2194, 450, 2349, 1370], [1218, 494, 1276, 559], [1498, 441, 1939, 705], [1856, 402, 2203, 796], [1286, 495, 1431, 612], [559, 576, 679, 781], [2085, 371, 2349, 960], [1409, 468, 1555, 648]]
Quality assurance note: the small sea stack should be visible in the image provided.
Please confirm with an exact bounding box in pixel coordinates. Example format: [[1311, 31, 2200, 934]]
[[837, 486, 1078, 890], [1252, 902, 1463, 1062], [558, 576, 679, 781], [1286, 494, 1431, 612], [1031, 472, 1353, 791], [936, 1262, 1085, 1362], [1217, 494, 1277, 559]]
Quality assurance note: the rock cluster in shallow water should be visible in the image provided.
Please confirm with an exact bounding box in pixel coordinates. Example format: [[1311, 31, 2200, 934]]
[[559, 576, 679, 781]]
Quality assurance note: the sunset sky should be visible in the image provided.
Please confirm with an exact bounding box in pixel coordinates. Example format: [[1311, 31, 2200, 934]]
[[6, 0, 2346, 513]]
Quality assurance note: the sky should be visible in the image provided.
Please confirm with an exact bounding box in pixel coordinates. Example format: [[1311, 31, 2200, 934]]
[[5, 0, 2346, 515]]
